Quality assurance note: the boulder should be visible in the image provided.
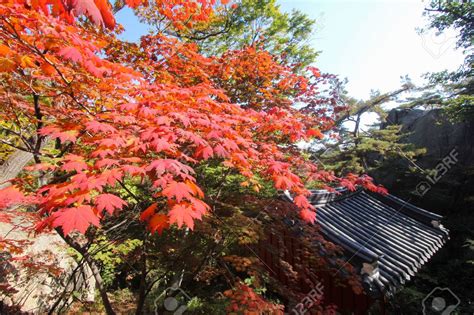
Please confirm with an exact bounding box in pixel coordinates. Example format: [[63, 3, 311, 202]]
[[0, 214, 96, 314]]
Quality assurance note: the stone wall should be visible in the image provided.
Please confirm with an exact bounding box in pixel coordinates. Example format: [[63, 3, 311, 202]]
[[0, 215, 96, 314]]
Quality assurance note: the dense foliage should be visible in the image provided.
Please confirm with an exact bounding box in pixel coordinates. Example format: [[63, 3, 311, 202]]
[[0, 0, 385, 313], [137, 0, 319, 71]]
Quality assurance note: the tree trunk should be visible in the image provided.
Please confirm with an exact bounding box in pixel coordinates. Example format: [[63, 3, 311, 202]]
[[135, 249, 147, 315], [353, 113, 361, 139], [57, 231, 116, 315], [87, 257, 116, 315]]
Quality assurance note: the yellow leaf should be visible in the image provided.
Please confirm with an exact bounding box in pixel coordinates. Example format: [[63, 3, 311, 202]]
[[240, 181, 250, 187], [0, 58, 16, 72], [19, 55, 36, 68]]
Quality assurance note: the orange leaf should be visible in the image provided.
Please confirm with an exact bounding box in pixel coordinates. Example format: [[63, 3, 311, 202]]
[[125, 0, 142, 9], [185, 180, 204, 198], [19, 55, 36, 68], [274, 175, 293, 190], [94, 0, 116, 29], [148, 213, 169, 235], [0, 58, 16, 72], [307, 128, 323, 139], [41, 62, 56, 76], [0, 44, 11, 57], [140, 203, 157, 221]]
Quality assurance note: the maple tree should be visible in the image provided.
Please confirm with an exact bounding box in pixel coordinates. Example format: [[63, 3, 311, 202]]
[[224, 282, 284, 314], [138, 0, 319, 71], [0, 0, 386, 313]]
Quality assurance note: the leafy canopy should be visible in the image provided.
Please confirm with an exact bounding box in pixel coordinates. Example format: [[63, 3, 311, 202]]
[[0, 0, 382, 238], [138, 0, 319, 70]]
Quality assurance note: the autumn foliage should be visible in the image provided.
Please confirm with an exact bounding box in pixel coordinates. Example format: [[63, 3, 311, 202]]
[[224, 282, 284, 314], [0, 0, 388, 239], [0, 0, 392, 312]]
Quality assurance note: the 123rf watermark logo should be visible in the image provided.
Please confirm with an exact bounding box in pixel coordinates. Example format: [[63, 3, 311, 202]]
[[154, 284, 192, 315], [420, 0, 467, 58], [414, 148, 459, 197], [422, 287, 460, 315], [420, 30, 457, 59], [289, 282, 324, 315]]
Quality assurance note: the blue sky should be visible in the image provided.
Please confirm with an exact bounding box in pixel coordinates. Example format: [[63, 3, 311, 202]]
[[116, 0, 464, 102], [278, 0, 464, 100]]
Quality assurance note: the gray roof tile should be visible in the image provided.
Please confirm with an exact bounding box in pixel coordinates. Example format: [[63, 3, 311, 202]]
[[284, 189, 449, 296]]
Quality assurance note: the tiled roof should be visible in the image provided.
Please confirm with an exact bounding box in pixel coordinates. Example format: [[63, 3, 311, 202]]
[[283, 189, 449, 297]]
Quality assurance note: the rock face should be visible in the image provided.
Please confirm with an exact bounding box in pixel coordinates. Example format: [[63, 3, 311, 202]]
[[0, 216, 96, 314], [381, 108, 474, 212], [385, 108, 474, 168]]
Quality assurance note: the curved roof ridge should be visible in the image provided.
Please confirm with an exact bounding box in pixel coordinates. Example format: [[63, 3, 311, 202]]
[[302, 189, 449, 297]]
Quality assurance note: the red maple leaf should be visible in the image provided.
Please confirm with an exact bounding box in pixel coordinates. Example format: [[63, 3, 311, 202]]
[[293, 195, 311, 209], [274, 175, 294, 190], [376, 186, 388, 195], [185, 180, 204, 198], [52, 205, 100, 235], [100, 168, 124, 186], [339, 178, 357, 191], [95, 193, 127, 215], [122, 164, 145, 176], [61, 154, 88, 173], [214, 144, 229, 158], [0, 186, 25, 209], [95, 158, 119, 168], [168, 203, 197, 230], [39, 126, 78, 143], [162, 181, 194, 202], [300, 208, 316, 223], [68, 0, 104, 27], [146, 159, 169, 175], [306, 128, 323, 139], [85, 120, 117, 133], [58, 46, 83, 63], [189, 198, 209, 219], [195, 146, 213, 159]]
